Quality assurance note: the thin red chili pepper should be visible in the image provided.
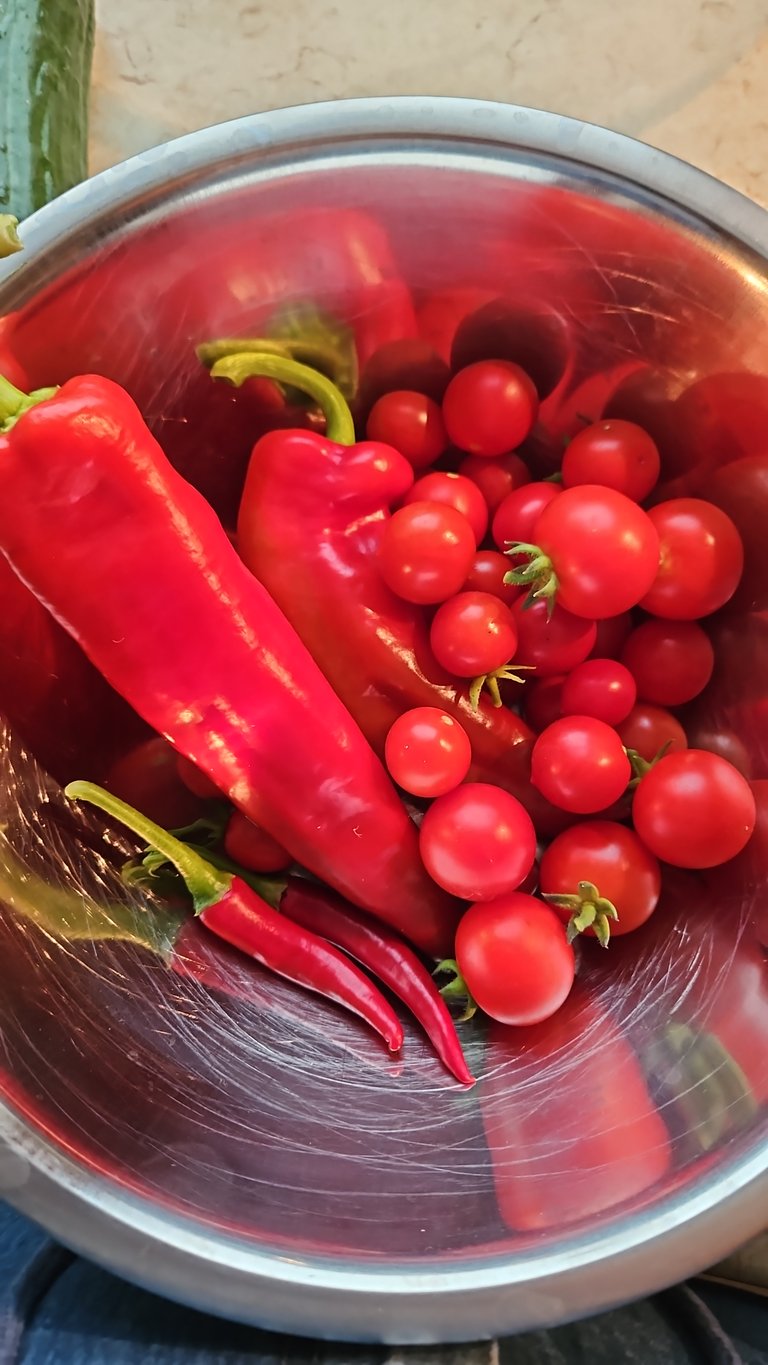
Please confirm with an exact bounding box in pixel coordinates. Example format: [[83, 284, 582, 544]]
[[65, 781, 404, 1053], [0, 373, 458, 956], [204, 351, 560, 833], [278, 878, 475, 1087]]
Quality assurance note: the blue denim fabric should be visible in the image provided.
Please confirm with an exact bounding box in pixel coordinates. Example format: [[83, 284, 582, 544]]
[[0, 1200, 764, 1365]]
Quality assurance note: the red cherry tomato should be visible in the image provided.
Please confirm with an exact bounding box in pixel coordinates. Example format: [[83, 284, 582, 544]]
[[523, 676, 565, 731], [560, 658, 637, 725], [562, 419, 661, 502], [640, 499, 744, 620], [176, 754, 221, 800], [458, 452, 531, 513], [531, 486, 660, 620], [104, 737, 203, 828], [384, 706, 472, 798], [632, 749, 756, 868], [589, 611, 634, 660], [617, 703, 688, 763], [513, 598, 597, 677], [464, 550, 521, 606], [455, 894, 575, 1025], [379, 501, 476, 604], [492, 481, 561, 553], [430, 592, 518, 678], [224, 810, 292, 873], [442, 360, 539, 457], [419, 783, 536, 900], [403, 471, 488, 544], [531, 717, 631, 814], [540, 821, 661, 940], [621, 618, 714, 706], [366, 390, 447, 469]]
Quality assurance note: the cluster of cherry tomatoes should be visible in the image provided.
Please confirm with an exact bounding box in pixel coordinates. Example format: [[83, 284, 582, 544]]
[[368, 358, 757, 1028]]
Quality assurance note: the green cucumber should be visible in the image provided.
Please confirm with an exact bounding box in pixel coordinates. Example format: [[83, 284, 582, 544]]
[[0, 0, 95, 221]]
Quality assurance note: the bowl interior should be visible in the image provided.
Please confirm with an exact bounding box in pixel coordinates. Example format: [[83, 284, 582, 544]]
[[1, 110, 768, 1325]]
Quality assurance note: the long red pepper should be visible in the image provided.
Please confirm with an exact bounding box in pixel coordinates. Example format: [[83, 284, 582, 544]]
[[65, 781, 404, 1052], [207, 352, 560, 831], [278, 878, 474, 1087], [0, 373, 458, 956]]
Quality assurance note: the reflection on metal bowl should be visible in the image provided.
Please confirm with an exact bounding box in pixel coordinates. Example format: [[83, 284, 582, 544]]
[[0, 99, 767, 1344]]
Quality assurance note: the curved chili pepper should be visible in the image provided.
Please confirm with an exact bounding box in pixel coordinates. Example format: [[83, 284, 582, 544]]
[[208, 352, 559, 831], [0, 373, 458, 956], [278, 877, 475, 1087], [65, 781, 404, 1052]]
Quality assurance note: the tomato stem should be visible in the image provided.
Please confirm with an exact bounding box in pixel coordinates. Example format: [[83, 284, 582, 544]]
[[543, 879, 619, 948], [503, 543, 559, 616], [469, 663, 535, 710], [434, 958, 477, 1021]]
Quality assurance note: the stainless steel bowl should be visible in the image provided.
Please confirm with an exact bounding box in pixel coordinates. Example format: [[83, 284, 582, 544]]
[[1, 97, 768, 1345]]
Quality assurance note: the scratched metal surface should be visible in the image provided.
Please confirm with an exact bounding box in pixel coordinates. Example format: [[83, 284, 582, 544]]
[[0, 103, 766, 1342]]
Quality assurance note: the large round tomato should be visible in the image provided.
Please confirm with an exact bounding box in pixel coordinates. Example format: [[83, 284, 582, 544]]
[[560, 658, 637, 725], [384, 706, 472, 798], [419, 783, 536, 900], [430, 592, 517, 678], [621, 618, 714, 706], [632, 749, 756, 868], [459, 452, 530, 513], [455, 894, 575, 1025], [562, 419, 660, 502], [379, 501, 476, 604], [531, 717, 631, 814], [366, 389, 447, 469], [640, 498, 744, 620], [528, 486, 660, 619], [492, 481, 561, 553], [404, 471, 489, 544], [442, 360, 538, 457], [512, 598, 596, 678], [540, 820, 661, 941], [617, 703, 688, 763]]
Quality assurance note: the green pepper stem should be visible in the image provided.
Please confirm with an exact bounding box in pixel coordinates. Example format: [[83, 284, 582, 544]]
[[65, 781, 231, 913], [0, 375, 58, 430], [209, 351, 356, 446], [0, 215, 22, 258]]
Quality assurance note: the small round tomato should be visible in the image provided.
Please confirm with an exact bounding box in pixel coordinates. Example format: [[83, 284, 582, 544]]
[[442, 360, 539, 457], [403, 471, 488, 544], [562, 419, 661, 502], [419, 783, 536, 900], [540, 821, 661, 940], [430, 592, 517, 678], [224, 810, 292, 873], [560, 658, 637, 725], [621, 618, 714, 706], [464, 550, 521, 606], [617, 703, 688, 763], [528, 486, 660, 620], [513, 598, 597, 677], [633, 749, 756, 868], [177, 754, 221, 800], [366, 390, 447, 469], [455, 894, 575, 1025], [640, 498, 744, 620], [379, 501, 476, 604], [104, 737, 203, 828], [458, 451, 531, 512], [492, 481, 561, 552], [523, 676, 565, 731], [589, 611, 634, 660], [531, 717, 631, 814], [384, 706, 472, 799]]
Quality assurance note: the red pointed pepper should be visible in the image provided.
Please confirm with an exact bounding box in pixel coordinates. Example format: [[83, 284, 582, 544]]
[[65, 781, 404, 1052], [0, 373, 458, 956], [209, 352, 557, 829]]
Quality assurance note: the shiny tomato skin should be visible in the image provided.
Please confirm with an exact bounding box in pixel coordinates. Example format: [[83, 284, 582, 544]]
[[535, 485, 660, 620], [512, 598, 597, 678], [492, 481, 561, 553], [442, 360, 539, 457], [403, 471, 489, 544], [640, 498, 744, 620], [384, 706, 472, 798], [632, 749, 756, 868], [455, 893, 575, 1025], [560, 658, 637, 725], [430, 592, 518, 677], [419, 783, 536, 901], [540, 820, 661, 937], [562, 419, 661, 502], [617, 703, 688, 763], [464, 550, 521, 606], [459, 451, 531, 512], [379, 501, 476, 604], [224, 810, 292, 873], [366, 390, 447, 469], [531, 716, 631, 814]]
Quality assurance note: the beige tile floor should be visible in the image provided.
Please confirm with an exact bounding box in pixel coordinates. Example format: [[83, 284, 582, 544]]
[[91, 0, 768, 205]]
